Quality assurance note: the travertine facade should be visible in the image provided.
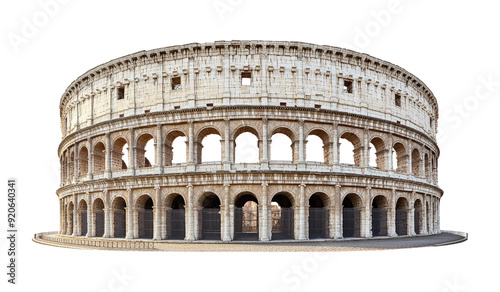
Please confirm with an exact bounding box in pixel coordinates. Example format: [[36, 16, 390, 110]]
[[57, 41, 442, 243]]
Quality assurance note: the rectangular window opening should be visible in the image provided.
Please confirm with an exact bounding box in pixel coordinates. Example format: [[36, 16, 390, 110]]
[[174, 106, 180, 110], [314, 104, 321, 109], [206, 103, 214, 107], [241, 72, 251, 86], [171, 77, 181, 90], [395, 94, 401, 107], [117, 87, 125, 100], [144, 110, 150, 114], [280, 102, 287, 107], [343, 80, 353, 93], [119, 114, 125, 118]]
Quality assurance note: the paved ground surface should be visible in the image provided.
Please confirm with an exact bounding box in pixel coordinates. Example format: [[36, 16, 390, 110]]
[[34, 232, 467, 252]]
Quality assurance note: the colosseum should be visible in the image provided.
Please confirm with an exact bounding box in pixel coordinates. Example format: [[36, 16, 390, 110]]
[[49, 40, 442, 246]]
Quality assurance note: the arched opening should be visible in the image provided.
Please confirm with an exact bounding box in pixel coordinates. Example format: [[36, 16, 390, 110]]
[[308, 193, 329, 239], [342, 194, 362, 238], [234, 129, 259, 163], [136, 134, 155, 168], [306, 134, 325, 163], [411, 149, 421, 176], [198, 129, 222, 163], [78, 199, 88, 236], [78, 147, 89, 177], [93, 198, 105, 237], [112, 197, 126, 238], [396, 197, 409, 236], [371, 195, 388, 237], [234, 193, 259, 240], [340, 133, 362, 166], [414, 199, 423, 235], [165, 131, 187, 165], [270, 128, 294, 162], [112, 138, 128, 171], [136, 195, 154, 239], [93, 142, 106, 174], [369, 137, 386, 169], [166, 194, 185, 239], [199, 193, 221, 240], [271, 193, 294, 240], [67, 202, 74, 235], [393, 142, 407, 172]]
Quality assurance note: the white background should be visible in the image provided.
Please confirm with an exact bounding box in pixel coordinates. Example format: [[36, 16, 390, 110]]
[[0, 0, 498, 291]]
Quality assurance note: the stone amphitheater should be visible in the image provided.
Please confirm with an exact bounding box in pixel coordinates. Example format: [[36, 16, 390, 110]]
[[36, 40, 444, 250]]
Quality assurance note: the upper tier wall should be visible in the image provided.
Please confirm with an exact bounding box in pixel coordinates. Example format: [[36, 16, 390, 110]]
[[59, 41, 439, 140]]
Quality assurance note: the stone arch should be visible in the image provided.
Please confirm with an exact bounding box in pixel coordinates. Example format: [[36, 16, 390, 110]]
[[308, 192, 330, 239], [424, 153, 431, 180], [164, 130, 187, 165], [270, 127, 295, 162], [93, 197, 105, 237], [271, 192, 294, 240], [111, 196, 127, 238], [93, 142, 106, 174], [396, 197, 409, 236], [411, 148, 421, 176], [339, 132, 362, 166], [198, 192, 221, 240], [369, 137, 386, 169], [196, 127, 222, 163], [393, 142, 407, 172], [233, 126, 260, 163], [78, 199, 88, 236], [136, 133, 155, 168], [165, 193, 186, 240], [234, 192, 259, 241], [78, 146, 89, 177], [342, 193, 363, 238], [306, 129, 330, 163], [371, 195, 389, 237], [414, 198, 423, 235], [136, 194, 154, 239], [112, 137, 128, 171]]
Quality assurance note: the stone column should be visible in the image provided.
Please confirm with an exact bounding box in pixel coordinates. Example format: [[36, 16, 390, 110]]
[[261, 118, 269, 170], [298, 183, 307, 240], [387, 134, 394, 171], [363, 187, 372, 238], [103, 190, 111, 238], [105, 133, 111, 178], [73, 144, 79, 183], [407, 139, 412, 175], [155, 124, 163, 174], [86, 192, 92, 237], [187, 121, 196, 171], [363, 128, 369, 169], [128, 128, 136, 176], [153, 185, 161, 240], [259, 183, 270, 241], [223, 119, 231, 170], [333, 184, 342, 239], [222, 183, 231, 241], [408, 191, 416, 236], [59, 199, 64, 234], [87, 137, 93, 180], [388, 188, 397, 237], [333, 123, 339, 167], [185, 184, 195, 240], [125, 188, 135, 239], [422, 195, 428, 235], [298, 120, 305, 170], [72, 194, 78, 236]]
